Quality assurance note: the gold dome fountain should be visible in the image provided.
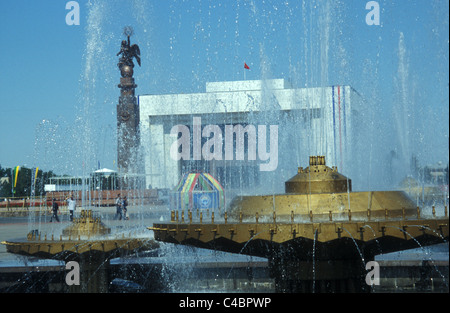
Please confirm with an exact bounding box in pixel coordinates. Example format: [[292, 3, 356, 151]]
[[2, 210, 158, 292], [151, 156, 449, 292]]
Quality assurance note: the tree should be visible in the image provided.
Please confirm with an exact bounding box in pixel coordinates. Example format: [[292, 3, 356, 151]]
[[0, 164, 11, 198], [0, 166, 58, 198]]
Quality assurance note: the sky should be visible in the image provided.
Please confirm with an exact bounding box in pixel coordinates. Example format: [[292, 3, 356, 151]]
[[0, 0, 448, 178]]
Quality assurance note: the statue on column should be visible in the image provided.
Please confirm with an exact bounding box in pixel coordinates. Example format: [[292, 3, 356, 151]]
[[116, 26, 143, 184], [117, 26, 141, 78]]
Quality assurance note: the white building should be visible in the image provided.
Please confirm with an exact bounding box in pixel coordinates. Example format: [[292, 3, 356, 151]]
[[138, 79, 362, 198]]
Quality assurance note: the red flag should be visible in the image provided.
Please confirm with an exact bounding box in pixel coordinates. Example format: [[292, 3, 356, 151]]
[[244, 62, 250, 70]]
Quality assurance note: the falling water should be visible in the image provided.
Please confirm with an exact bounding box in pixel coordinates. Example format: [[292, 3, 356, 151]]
[[392, 32, 412, 182], [32, 119, 75, 235], [385, 225, 448, 287], [342, 227, 365, 265], [362, 224, 383, 256], [312, 228, 318, 293]]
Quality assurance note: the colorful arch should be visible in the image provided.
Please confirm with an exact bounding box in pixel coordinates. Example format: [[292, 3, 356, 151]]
[[172, 173, 225, 210]]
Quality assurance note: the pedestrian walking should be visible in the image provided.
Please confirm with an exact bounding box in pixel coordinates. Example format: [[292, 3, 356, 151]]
[[122, 196, 129, 220], [114, 194, 122, 220], [49, 198, 60, 222]]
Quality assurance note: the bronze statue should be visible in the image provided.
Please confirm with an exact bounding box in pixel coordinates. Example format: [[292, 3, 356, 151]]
[[117, 27, 141, 77]]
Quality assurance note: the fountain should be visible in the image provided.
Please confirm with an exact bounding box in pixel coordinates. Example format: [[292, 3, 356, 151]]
[[1, 1, 448, 294], [2, 210, 158, 292], [0, 26, 157, 293], [151, 156, 449, 292]]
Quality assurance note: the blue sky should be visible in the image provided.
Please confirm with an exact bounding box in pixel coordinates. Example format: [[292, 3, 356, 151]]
[[0, 0, 448, 177]]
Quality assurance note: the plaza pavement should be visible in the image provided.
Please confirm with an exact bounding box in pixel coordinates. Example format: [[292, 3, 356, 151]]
[[0, 204, 171, 263]]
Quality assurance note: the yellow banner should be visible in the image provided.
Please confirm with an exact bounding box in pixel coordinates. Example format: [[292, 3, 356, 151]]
[[14, 166, 20, 188], [34, 167, 39, 186]]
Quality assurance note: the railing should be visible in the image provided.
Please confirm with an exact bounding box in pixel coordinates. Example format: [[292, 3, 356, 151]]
[[0, 196, 47, 209], [0, 189, 162, 215], [46, 189, 160, 207], [168, 205, 449, 225]]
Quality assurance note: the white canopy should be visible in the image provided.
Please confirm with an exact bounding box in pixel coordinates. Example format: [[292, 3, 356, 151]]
[[94, 168, 117, 176]]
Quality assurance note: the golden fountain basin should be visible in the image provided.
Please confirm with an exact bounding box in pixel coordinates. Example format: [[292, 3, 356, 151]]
[[151, 213, 448, 260], [2, 210, 158, 261], [151, 156, 449, 261]]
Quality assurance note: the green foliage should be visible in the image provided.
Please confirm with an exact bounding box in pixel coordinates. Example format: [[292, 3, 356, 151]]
[[0, 165, 57, 198]]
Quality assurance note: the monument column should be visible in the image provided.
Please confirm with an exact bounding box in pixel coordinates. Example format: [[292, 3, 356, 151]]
[[116, 27, 142, 188]]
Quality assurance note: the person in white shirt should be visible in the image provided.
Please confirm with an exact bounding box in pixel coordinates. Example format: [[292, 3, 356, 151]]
[[66, 195, 76, 221]]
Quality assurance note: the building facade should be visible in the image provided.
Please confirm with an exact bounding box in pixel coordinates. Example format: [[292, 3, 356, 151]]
[[138, 79, 362, 199]]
